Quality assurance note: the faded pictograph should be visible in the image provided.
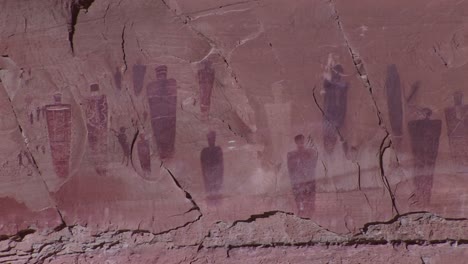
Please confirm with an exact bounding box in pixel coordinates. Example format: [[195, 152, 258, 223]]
[[132, 62, 147, 96], [287, 134, 318, 216], [137, 133, 151, 176], [111, 127, 131, 166], [147, 65, 177, 159], [84, 84, 108, 174], [201, 131, 224, 205], [408, 108, 442, 205], [385, 64, 403, 146], [445, 91, 468, 171], [264, 81, 291, 166], [322, 61, 349, 154], [198, 60, 215, 120], [45, 93, 72, 178], [114, 67, 122, 90]]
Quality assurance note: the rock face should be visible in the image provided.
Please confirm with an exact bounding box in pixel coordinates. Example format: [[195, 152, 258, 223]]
[[1, 0, 468, 262]]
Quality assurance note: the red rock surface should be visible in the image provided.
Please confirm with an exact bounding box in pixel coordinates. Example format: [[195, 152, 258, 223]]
[[1, 0, 468, 262]]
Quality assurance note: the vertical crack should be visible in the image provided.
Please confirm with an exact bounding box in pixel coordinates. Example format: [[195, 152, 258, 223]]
[[163, 165, 201, 215], [67, 0, 96, 55], [379, 132, 399, 215], [327, 0, 399, 215], [121, 23, 128, 72]]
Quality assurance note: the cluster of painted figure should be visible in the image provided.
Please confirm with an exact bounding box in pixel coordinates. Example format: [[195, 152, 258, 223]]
[[33, 61, 467, 214]]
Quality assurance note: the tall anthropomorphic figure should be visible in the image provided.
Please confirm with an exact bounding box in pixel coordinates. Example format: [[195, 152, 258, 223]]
[[445, 91, 468, 172], [84, 84, 108, 174], [385, 64, 404, 148], [323, 64, 349, 153], [198, 60, 215, 121], [287, 134, 318, 216], [132, 62, 147, 96], [264, 82, 291, 167], [201, 131, 224, 205], [45, 93, 72, 178], [147, 65, 177, 159], [408, 108, 442, 205]]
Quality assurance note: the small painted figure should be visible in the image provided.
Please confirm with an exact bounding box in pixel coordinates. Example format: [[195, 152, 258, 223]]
[[444, 91, 468, 171], [45, 93, 72, 178], [137, 134, 151, 175], [198, 60, 215, 120], [287, 134, 318, 216], [29, 112, 33, 125], [84, 84, 108, 174], [264, 82, 291, 166], [200, 131, 224, 205], [408, 108, 442, 205], [111, 127, 131, 166], [323, 64, 348, 153], [114, 67, 122, 90], [385, 64, 403, 146], [146, 65, 177, 159], [36, 107, 41, 121], [132, 63, 147, 96]]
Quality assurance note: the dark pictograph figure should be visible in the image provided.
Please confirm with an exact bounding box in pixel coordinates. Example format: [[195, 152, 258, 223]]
[[111, 127, 131, 166], [146, 65, 177, 159], [45, 93, 72, 178], [201, 131, 224, 205], [287, 134, 318, 216], [408, 108, 442, 205], [114, 67, 122, 90], [323, 64, 348, 153], [198, 60, 215, 120], [445, 91, 468, 171], [84, 84, 109, 174], [29, 112, 34, 125], [36, 107, 41, 121], [385, 64, 403, 143], [132, 63, 147, 96], [137, 134, 151, 175]]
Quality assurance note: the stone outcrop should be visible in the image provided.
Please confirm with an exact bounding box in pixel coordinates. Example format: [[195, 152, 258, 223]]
[[1, 0, 468, 262]]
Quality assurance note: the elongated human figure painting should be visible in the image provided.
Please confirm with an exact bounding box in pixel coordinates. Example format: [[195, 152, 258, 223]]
[[198, 60, 215, 120], [385, 64, 403, 147], [84, 84, 108, 174], [408, 108, 442, 205], [132, 63, 147, 96], [445, 91, 468, 172], [45, 93, 72, 178], [323, 64, 348, 153], [146, 65, 177, 159], [201, 131, 224, 205], [287, 134, 318, 216]]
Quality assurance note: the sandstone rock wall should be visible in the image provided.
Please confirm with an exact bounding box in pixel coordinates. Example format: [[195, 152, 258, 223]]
[[1, 0, 468, 262]]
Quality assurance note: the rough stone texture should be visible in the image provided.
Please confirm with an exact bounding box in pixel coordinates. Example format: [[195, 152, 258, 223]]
[[1, 0, 468, 262]]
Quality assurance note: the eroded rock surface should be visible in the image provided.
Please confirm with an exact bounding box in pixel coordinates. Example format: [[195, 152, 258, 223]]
[[1, 0, 468, 262]]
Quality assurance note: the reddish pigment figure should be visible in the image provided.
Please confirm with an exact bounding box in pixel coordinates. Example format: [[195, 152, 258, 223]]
[[137, 134, 151, 175], [146, 65, 177, 159], [111, 127, 131, 166], [385, 64, 403, 146], [445, 92, 468, 171], [36, 107, 41, 122], [132, 63, 147, 96], [84, 84, 108, 174], [200, 131, 223, 205], [323, 64, 348, 154], [408, 108, 442, 205], [114, 67, 122, 91], [198, 60, 215, 120], [45, 93, 72, 178], [287, 134, 318, 216]]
